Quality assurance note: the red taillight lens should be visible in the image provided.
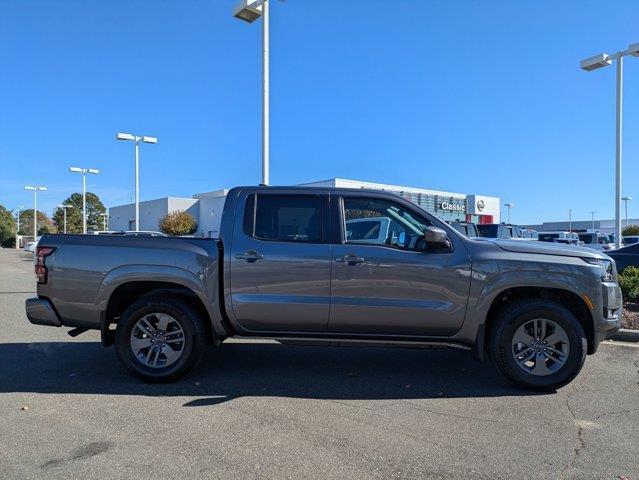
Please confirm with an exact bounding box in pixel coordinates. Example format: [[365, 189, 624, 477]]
[[35, 246, 56, 284]]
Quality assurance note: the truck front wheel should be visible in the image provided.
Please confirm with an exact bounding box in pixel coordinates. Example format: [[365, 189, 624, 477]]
[[115, 295, 206, 382], [488, 299, 587, 391]]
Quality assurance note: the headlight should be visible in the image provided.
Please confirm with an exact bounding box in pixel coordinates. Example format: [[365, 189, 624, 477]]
[[582, 258, 614, 282]]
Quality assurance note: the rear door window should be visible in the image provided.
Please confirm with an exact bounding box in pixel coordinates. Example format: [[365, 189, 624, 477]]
[[243, 194, 323, 243]]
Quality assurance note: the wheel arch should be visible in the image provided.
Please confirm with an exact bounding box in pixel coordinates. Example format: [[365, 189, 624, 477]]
[[482, 286, 595, 356], [100, 280, 216, 346]]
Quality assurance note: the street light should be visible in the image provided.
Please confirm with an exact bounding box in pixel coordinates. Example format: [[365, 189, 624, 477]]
[[69, 167, 100, 234], [589, 211, 597, 232], [116, 132, 158, 232], [15, 205, 24, 233], [568, 208, 573, 233], [57, 204, 74, 234], [24, 186, 47, 240], [580, 42, 639, 249], [233, 0, 273, 186], [233, 0, 263, 21], [15, 205, 24, 249], [621, 196, 632, 228], [504, 203, 515, 224], [100, 212, 109, 231]]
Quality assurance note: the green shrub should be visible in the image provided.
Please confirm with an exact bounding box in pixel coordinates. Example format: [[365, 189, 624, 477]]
[[158, 210, 198, 236], [622, 224, 639, 236], [618, 266, 639, 301]]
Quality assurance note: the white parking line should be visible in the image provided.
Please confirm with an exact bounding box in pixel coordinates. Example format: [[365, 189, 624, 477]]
[[601, 340, 639, 348]]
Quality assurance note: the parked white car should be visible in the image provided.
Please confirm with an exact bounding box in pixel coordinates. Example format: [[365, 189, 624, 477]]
[[578, 232, 615, 251], [345, 217, 392, 245], [538, 231, 579, 245], [23, 236, 41, 253]]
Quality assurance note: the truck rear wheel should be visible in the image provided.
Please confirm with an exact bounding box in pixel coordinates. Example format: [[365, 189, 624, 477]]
[[115, 295, 206, 382], [488, 299, 587, 391]]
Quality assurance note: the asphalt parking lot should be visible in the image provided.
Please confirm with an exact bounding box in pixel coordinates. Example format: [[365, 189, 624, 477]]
[[0, 248, 637, 480]]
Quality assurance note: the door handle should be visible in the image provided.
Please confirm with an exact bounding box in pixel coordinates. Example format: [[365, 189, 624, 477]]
[[235, 250, 264, 262], [335, 255, 365, 266]]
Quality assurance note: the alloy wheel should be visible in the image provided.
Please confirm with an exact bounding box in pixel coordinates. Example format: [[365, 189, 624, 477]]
[[511, 318, 570, 376], [129, 313, 185, 368]]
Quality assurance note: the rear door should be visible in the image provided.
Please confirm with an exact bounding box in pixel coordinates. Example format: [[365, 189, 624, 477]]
[[228, 191, 332, 333], [328, 194, 472, 337]]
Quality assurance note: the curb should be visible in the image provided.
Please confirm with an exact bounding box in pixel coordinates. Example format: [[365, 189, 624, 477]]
[[609, 329, 639, 343]]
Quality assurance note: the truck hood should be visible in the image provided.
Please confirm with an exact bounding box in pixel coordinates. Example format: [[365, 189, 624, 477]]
[[482, 238, 606, 260]]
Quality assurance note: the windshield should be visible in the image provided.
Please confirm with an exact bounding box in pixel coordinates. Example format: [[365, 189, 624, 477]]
[[578, 233, 596, 244], [450, 223, 476, 237], [477, 225, 498, 237], [538, 233, 560, 242], [598, 234, 611, 244]]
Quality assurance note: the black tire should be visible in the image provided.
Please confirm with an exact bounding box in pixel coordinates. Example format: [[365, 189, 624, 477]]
[[115, 295, 207, 382], [488, 299, 587, 391]]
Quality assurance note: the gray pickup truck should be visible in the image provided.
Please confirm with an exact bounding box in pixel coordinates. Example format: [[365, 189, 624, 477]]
[[26, 186, 622, 390]]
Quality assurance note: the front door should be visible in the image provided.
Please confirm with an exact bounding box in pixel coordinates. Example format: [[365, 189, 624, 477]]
[[229, 192, 331, 333], [328, 195, 471, 337]]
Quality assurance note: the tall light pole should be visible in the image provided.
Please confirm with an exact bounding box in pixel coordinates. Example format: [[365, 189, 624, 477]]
[[589, 211, 597, 232], [116, 133, 158, 231], [233, 0, 272, 186], [15, 205, 24, 233], [568, 208, 573, 233], [504, 203, 515, 224], [580, 42, 639, 249], [15, 205, 24, 249], [621, 196, 632, 229], [69, 167, 100, 234], [24, 186, 47, 239], [100, 212, 109, 231], [57, 204, 74, 234]]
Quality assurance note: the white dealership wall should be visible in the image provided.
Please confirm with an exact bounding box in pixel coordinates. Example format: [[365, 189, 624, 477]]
[[108, 197, 198, 232], [193, 189, 229, 238], [467, 194, 500, 218]]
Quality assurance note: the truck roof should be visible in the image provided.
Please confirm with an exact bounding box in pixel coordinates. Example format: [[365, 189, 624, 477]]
[[230, 185, 405, 196]]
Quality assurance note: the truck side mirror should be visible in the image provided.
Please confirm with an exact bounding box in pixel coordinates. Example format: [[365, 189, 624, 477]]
[[423, 226, 452, 251]]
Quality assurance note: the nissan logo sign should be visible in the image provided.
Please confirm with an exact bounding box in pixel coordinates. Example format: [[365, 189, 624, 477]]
[[440, 202, 466, 213], [476, 200, 485, 212]]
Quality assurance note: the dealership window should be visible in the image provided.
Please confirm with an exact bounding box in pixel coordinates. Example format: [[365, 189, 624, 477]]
[[243, 194, 322, 243], [343, 197, 430, 250], [397, 191, 467, 222]]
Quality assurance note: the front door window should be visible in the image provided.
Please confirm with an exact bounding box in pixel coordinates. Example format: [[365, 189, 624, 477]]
[[343, 197, 430, 251]]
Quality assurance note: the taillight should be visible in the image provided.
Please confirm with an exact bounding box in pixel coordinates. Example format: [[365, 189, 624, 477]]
[[35, 246, 56, 284]]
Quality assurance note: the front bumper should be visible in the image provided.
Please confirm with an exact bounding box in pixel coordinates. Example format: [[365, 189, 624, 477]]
[[593, 282, 623, 348], [25, 297, 62, 327]]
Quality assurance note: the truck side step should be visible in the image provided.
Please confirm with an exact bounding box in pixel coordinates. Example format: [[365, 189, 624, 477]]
[[67, 327, 89, 337]]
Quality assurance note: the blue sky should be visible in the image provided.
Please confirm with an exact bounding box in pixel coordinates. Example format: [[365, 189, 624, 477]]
[[1, 0, 637, 225]]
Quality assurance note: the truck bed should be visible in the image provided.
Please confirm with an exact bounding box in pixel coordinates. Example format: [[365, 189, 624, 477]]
[[33, 234, 221, 331]]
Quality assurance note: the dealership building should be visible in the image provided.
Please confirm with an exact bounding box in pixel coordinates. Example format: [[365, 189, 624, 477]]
[[108, 178, 501, 236]]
